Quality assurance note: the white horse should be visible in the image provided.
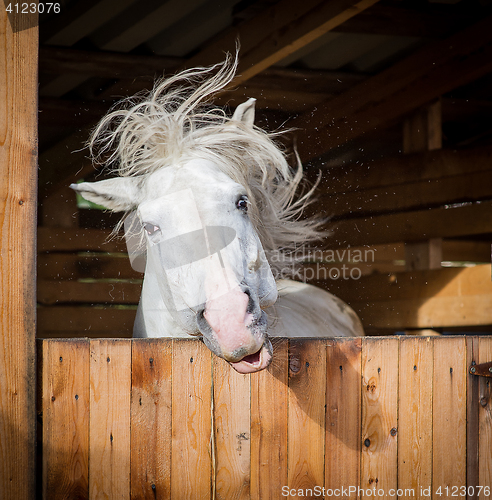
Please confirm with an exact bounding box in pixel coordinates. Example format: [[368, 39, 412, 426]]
[[71, 56, 363, 374]]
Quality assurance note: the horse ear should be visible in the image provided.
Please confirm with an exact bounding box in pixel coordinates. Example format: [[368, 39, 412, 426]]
[[70, 177, 141, 212], [232, 98, 256, 128]]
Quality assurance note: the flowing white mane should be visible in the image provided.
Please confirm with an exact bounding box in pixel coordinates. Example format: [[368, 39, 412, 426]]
[[89, 54, 326, 269]]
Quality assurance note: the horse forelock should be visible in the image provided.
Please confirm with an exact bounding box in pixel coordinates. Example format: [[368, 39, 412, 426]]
[[90, 53, 328, 274]]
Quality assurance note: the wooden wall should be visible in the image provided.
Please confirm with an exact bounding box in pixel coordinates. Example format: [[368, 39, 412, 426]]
[[0, 9, 38, 499], [37, 227, 140, 338], [39, 336, 492, 499]]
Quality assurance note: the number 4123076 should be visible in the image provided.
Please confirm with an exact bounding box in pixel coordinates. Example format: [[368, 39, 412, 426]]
[[6, 3, 61, 14]]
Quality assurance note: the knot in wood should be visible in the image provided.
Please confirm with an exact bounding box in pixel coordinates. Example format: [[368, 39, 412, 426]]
[[289, 354, 301, 373]]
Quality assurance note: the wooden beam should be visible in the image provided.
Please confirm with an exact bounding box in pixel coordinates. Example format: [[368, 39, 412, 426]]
[[39, 65, 364, 115], [313, 146, 492, 219], [39, 46, 183, 80], [37, 306, 136, 337], [38, 227, 125, 252], [0, 11, 38, 498], [307, 241, 492, 264], [319, 146, 492, 197], [39, 97, 113, 126], [332, 3, 483, 39], [328, 199, 492, 248], [292, 15, 492, 161], [38, 253, 141, 281], [184, 0, 379, 85], [318, 158, 492, 220], [322, 265, 492, 329], [402, 100, 443, 271], [37, 280, 141, 306]]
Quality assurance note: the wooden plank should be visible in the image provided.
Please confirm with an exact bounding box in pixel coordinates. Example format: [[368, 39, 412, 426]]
[[213, 357, 251, 500], [326, 265, 492, 303], [320, 170, 492, 219], [351, 295, 492, 330], [40, 45, 181, 79], [0, 8, 38, 499], [131, 339, 172, 499], [398, 337, 433, 499], [318, 146, 492, 198], [287, 339, 326, 492], [323, 265, 492, 329], [432, 337, 466, 499], [37, 330, 134, 339], [467, 336, 480, 500], [403, 100, 442, 154], [293, 15, 492, 160], [37, 306, 136, 335], [404, 239, 442, 272], [38, 252, 141, 280], [317, 168, 492, 221], [360, 337, 398, 500], [307, 240, 491, 265], [328, 199, 492, 248], [38, 226, 126, 253], [171, 340, 212, 499], [325, 338, 362, 497], [250, 339, 288, 499], [89, 339, 132, 499], [42, 339, 89, 500], [37, 279, 142, 305], [478, 336, 492, 497], [184, 0, 378, 85]]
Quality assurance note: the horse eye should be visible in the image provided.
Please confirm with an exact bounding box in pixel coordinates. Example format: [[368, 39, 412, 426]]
[[143, 223, 160, 235], [236, 196, 248, 212]]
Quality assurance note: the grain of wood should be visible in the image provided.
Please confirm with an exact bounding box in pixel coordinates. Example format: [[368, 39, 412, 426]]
[[250, 339, 288, 499], [171, 340, 212, 499], [42, 340, 89, 500], [0, 10, 38, 499], [325, 338, 362, 498], [432, 337, 466, 499], [213, 357, 251, 500], [288, 339, 326, 493], [89, 339, 131, 499], [131, 339, 172, 499], [361, 337, 398, 499], [398, 337, 433, 499], [478, 336, 492, 499]]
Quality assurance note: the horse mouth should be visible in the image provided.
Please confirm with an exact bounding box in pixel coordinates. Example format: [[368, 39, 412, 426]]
[[229, 339, 272, 374]]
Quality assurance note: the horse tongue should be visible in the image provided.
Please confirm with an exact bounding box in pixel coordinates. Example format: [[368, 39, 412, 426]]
[[203, 286, 255, 358]]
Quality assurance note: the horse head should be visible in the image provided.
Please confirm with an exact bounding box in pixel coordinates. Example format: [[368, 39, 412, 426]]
[[71, 99, 279, 373]]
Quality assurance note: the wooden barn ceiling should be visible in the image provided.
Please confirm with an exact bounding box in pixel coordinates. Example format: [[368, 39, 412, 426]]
[[38, 0, 492, 198]]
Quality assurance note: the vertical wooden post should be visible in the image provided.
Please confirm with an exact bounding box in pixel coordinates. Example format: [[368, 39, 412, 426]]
[[403, 100, 443, 273], [0, 9, 38, 500]]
